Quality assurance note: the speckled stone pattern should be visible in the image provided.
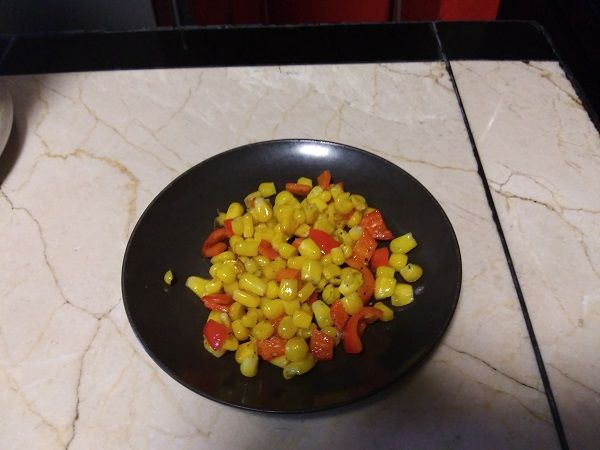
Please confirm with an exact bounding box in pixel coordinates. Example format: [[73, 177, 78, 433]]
[[1, 60, 595, 448]]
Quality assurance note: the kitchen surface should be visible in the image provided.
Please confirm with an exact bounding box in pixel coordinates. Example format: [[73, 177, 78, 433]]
[[0, 23, 598, 449]]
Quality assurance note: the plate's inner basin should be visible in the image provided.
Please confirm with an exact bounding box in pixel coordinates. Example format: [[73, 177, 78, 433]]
[[122, 140, 461, 412]]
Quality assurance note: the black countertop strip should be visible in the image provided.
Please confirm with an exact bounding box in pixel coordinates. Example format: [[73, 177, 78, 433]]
[[435, 21, 556, 60]]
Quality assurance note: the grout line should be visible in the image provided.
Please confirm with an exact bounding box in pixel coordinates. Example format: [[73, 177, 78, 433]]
[[431, 22, 570, 450]]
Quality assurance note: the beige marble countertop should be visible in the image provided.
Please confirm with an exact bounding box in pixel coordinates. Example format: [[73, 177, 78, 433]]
[[0, 60, 598, 449]]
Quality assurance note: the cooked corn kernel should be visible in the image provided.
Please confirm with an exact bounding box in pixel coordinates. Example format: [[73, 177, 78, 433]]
[[204, 279, 223, 295], [399, 263, 423, 282], [228, 302, 245, 321], [240, 309, 258, 328], [204, 338, 226, 358], [262, 299, 284, 320], [390, 233, 418, 254], [235, 340, 256, 363], [392, 283, 414, 306], [292, 310, 313, 329], [301, 259, 322, 284], [265, 280, 279, 299], [340, 293, 363, 315], [296, 282, 315, 302], [277, 316, 298, 339], [222, 335, 239, 351], [254, 198, 273, 223], [223, 280, 239, 296], [287, 255, 306, 270], [374, 302, 394, 321], [252, 320, 274, 340], [339, 267, 363, 296], [283, 354, 316, 379], [274, 190, 296, 206], [226, 202, 245, 219], [322, 263, 342, 280], [297, 176, 313, 187], [233, 289, 260, 308], [279, 278, 298, 301], [389, 253, 408, 271], [298, 238, 321, 260], [374, 276, 397, 300], [233, 239, 259, 257], [212, 263, 237, 284], [185, 276, 209, 297], [238, 272, 267, 296], [278, 242, 298, 259], [258, 182, 276, 197], [282, 299, 300, 315], [294, 223, 311, 238], [242, 213, 254, 238], [348, 226, 363, 241], [322, 284, 341, 305], [330, 247, 345, 265], [285, 337, 309, 362], [211, 251, 236, 264], [269, 355, 289, 368], [376, 266, 395, 279], [163, 270, 174, 285], [240, 354, 258, 377], [311, 300, 333, 329]]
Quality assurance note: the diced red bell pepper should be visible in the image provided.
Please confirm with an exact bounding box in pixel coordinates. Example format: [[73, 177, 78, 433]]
[[223, 219, 234, 237], [202, 227, 228, 257], [203, 319, 230, 350], [257, 335, 287, 361], [357, 266, 375, 304], [310, 329, 335, 361], [370, 247, 390, 269], [258, 239, 279, 259], [360, 209, 393, 241], [346, 231, 377, 268], [291, 237, 304, 248], [275, 268, 301, 282], [309, 228, 340, 255], [317, 170, 332, 189], [330, 299, 349, 330], [306, 291, 318, 305], [285, 183, 311, 197], [342, 307, 383, 354], [201, 293, 234, 312]]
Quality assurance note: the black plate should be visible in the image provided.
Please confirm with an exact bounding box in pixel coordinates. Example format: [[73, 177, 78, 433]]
[[122, 139, 461, 413]]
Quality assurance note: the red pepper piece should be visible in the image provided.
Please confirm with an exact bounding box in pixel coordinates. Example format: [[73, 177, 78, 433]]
[[201, 294, 234, 312], [258, 239, 279, 259], [357, 266, 375, 304], [317, 170, 332, 189], [223, 219, 234, 237], [202, 227, 228, 257], [360, 209, 393, 241], [275, 268, 301, 282], [346, 231, 377, 269], [285, 183, 311, 197], [306, 291, 318, 305], [370, 247, 390, 269], [203, 319, 230, 350], [330, 299, 349, 331], [291, 237, 303, 248], [342, 307, 383, 354], [308, 228, 340, 255], [310, 329, 335, 361], [257, 335, 287, 361]]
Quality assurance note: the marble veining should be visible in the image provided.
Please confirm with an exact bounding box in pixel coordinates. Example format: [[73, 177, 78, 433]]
[[0, 62, 561, 449], [452, 60, 600, 450]]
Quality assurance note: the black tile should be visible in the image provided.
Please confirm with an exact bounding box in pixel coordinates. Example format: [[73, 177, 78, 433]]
[[435, 21, 557, 61]]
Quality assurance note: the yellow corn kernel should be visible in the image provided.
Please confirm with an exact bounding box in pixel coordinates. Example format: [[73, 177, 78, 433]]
[[275, 190, 296, 206], [348, 226, 363, 241], [287, 255, 306, 270], [339, 267, 363, 296], [292, 310, 312, 329], [307, 185, 323, 200], [297, 176, 313, 187], [374, 302, 394, 321], [163, 270, 174, 285], [390, 232, 418, 254], [340, 244, 353, 258], [296, 282, 315, 302], [263, 258, 286, 280], [265, 280, 279, 299], [211, 251, 236, 264], [350, 194, 367, 211], [309, 197, 328, 212], [185, 276, 209, 298], [285, 337, 309, 362], [258, 182, 276, 197], [283, 354, 316, 379], [322, 263, 342, 281], [346, 210, 362, 228], [300, 302, 312, 315], [376, 266, 395, 279], [340, 293, 363, 315], [330, 184, 344, 199], [244, 191, 261, 208], [254, 255, 270, 268], [278, 242, 298, 259], [204, 338, 226, 358], [293, 208, 306, 225], [208, 310, 229, 327], [302, 201, 319, 224], [242, 213, 254, 238], [298, 238, 321, 260], [334, 192, 353, 214], [313, 215, 335, 234], [226, 202, 245, 219], [277, 316, 298, 339], [269, 355, 289, 368], [238, 272, 267, 297], [320, 326, 340, 341], [319, 190, 332, 203], [213, 263, 238, 284], [252, 320, 274, 340], [296, 322, 317, 339], [229, 234, 243, 248], [262, 299, 285, 320], [222, 335, 239, 351], [317, 277, 328, 290], [235, 340, 256, 363], [279, 278, 298, 301], [254, 197, 273, 223], [301, 259, 322, 284], [311, 300, 333, 329], [223, 280, 239, 296], [294, 223, 311, 238], [321, 284, 340, 305], [233, 289, 260, 308], [230, 217, 243, 236], [399, 263, 423, 282], [389, 253, 408, 271], [254, 223, 274, 243], [334, 229, 353, 247], [364, 207, 376, 214], [391, 283, 414, 306], [240, 354, 259, 377], [204, 279, 223, 295], [215, 212, 226, 226], [240, 309, 258, 328], [330, 247, 346, 265], [228, 301, 245, 321], [233, 239, 259, 257], [282, 299, 300, 315], [374, 276, 397, 300]]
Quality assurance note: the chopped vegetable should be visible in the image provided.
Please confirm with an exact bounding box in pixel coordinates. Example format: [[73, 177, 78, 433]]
[[163, 269, 174, 285], [203, 319, 230, 351]]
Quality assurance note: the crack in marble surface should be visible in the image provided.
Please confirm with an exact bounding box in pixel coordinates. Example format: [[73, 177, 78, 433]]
[[547, 362, 600, 397]]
